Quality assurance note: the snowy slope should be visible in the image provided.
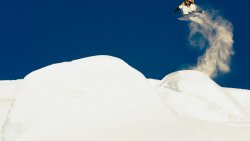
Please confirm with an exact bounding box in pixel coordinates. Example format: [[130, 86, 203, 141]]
[[0, 81, 22, 141], [157, 70, 249, 122], [1, 55, 250, 141], [2, 56, 169, 141], [224, 88, 250, 114]]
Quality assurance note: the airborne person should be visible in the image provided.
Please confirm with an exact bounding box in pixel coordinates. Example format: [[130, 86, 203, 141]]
[[175, 0, 198, 15]]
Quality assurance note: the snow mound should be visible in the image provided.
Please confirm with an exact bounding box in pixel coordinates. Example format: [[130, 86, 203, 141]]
[[2, 55, 168, 141], [158, 70, 249, 122]]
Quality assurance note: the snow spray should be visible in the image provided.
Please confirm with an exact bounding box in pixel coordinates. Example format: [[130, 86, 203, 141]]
[[188, 11, 234, 78]]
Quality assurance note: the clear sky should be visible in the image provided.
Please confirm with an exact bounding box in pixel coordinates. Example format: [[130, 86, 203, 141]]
[[0, 0, 249, 89]]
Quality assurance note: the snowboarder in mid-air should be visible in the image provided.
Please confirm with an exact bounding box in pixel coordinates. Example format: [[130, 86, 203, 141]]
[[175, 0, 198, 15], [175, 0, 204, 21]]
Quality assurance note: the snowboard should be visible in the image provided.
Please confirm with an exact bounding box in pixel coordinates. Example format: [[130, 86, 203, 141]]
[[178, 11, 205, 21]]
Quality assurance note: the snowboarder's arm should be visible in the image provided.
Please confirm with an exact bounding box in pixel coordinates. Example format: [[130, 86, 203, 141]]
[[175, 2, 185, 13], [178, 2, 185, 9]]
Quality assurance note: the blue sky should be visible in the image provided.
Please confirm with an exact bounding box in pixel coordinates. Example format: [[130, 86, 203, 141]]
[[0, 0, 249, 89]]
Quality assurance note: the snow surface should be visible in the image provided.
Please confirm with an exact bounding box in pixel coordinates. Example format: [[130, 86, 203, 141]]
[[0, 81, 22, 141], [1, 55, 250, 141], [157, 70, 249, 122]]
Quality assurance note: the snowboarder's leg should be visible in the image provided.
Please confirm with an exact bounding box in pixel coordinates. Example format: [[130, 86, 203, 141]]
[[190, 4, 198, 13]]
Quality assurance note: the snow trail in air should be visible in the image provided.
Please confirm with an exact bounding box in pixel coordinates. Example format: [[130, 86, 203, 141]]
[[188, 11, 234, 78]]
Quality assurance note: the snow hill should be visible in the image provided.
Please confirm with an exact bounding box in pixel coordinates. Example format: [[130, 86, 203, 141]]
[[1, 55, 250, 141]]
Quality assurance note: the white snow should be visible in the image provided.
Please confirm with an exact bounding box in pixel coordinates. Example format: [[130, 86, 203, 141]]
[[0, 81, 22, 141], [0, 55, 250, 141], [157, 70, 249, 122]]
